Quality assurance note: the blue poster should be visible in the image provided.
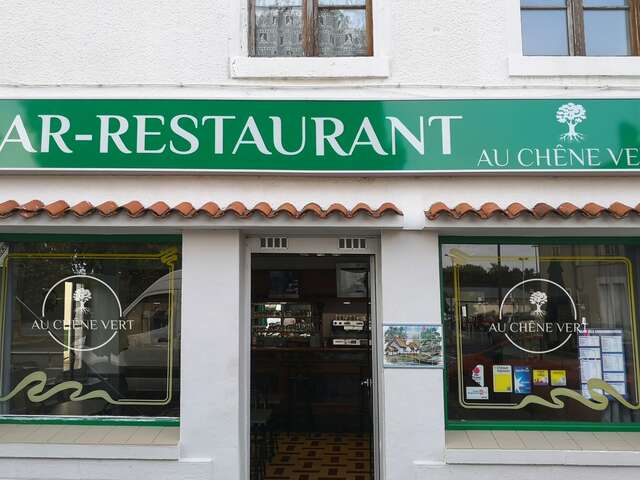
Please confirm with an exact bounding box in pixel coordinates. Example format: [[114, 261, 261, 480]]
[[514, 366, 532, 394]]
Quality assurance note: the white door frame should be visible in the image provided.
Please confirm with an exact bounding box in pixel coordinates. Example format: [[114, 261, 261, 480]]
[[242, 234, 384, 480]]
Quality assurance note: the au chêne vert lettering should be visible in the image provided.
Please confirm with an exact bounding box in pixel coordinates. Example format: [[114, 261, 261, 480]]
[[478, 145, 640, 169]]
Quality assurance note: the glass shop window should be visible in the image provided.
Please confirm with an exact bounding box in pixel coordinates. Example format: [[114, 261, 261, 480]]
[[0, 238, 181, 419], [250, 0, 373, 57], [520, 0, 640, 56], [442, 240, 640, 427]]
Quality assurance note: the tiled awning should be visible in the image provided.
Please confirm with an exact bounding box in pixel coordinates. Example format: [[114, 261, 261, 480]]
[[426, 202, 640, 220], [0, 200, 402, 220]]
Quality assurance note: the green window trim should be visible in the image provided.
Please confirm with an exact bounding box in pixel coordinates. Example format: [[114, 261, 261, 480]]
[[0, 415, 179, 427], [0, 234, 182, 243], [440, 236, 640, 246], [447, 420, 640, 432], [440, 235, 640, 432]]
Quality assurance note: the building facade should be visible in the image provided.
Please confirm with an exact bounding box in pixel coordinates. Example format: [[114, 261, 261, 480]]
[[1, 1, 640, 479]]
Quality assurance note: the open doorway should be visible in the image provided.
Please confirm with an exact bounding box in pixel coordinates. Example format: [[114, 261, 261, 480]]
[[250, 253, 375, 480]]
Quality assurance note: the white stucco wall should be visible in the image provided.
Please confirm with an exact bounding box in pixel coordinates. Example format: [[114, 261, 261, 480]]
[[2, 0, 640, 88], [1, 0, 640, 479], [181, 230, 242, 479], [380, 231, 444, 480]]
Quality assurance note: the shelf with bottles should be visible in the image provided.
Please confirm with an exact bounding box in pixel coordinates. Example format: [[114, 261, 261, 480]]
[[324, 312, 371, 348], [251, 302, 318, 347], [251, 323, 315, 336], [330, 312, 369, 332], [251, 302, 313, 319]]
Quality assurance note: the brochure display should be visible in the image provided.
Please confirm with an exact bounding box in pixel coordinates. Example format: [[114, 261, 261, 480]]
[[579, 329, 627, 399]]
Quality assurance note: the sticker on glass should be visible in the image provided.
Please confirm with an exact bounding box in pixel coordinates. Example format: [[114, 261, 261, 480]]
[[514, 366, 532, 394], [493, 365, 513, 393], [533, 369, 549, 386], [472, 365, 485, 387], [550, 370, 567, 387], [466, 386, 489, 400]]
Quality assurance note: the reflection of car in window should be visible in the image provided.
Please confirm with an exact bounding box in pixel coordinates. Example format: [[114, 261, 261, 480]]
[[118, 270, 181, 395]]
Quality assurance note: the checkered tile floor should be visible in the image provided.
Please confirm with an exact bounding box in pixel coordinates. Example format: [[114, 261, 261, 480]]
[[264, 433, 372, 480]]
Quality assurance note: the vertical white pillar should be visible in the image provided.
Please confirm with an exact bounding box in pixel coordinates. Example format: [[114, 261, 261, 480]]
[[380, 230, 445, 479], [180, 230, 242, 480]]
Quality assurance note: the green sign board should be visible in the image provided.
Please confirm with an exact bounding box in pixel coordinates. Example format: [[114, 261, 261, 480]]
[[0, 99, 638, 172]]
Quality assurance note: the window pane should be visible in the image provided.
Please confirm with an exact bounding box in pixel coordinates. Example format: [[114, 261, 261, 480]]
[[443, 241, 640, 426], [0, 239, 181, 418], [521, 10, 569, 55], [521, 0, 566, 6], [254, 3, 304, 57], [318, 9, 368, 57], [319, 0, 366, 5], [584, 10, 631, 55], [583, 0, 628, 6]]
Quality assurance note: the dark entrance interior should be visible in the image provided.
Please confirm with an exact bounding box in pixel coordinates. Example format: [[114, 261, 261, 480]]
[[250, 254, 374, 480]]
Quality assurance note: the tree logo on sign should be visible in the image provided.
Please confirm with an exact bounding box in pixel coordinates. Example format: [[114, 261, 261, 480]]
[[556, 103, 587, 142], [529, 291, 547, 317], [72, 287, 92, 316]]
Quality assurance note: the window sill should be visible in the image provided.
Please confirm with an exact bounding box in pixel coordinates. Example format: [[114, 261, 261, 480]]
[[446, 448, 640, 466], [0, 442, 178, 460], [229, 55, 391, 79], [0, 424, 179, 459], [508, 55, 640, 77], [447, 430, 640, 466]]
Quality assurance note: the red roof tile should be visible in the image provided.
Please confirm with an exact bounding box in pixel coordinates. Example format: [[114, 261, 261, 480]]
[[0, 200, 402, 220], [426, 202, 640, 220]]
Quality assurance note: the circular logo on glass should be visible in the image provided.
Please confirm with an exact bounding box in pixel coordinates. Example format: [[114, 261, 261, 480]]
[[37, 275, 127, 352], [496, 278, 582, 355]]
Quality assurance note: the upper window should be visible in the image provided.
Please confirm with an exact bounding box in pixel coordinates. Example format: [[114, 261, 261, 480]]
[[249, 0, 373, 57], [521, 0, 640, 56]]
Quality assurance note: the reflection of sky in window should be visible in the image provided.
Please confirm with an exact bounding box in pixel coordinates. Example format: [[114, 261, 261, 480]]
[[584, 10, 630, 55], [442, 244, 540, 275], [521, 0, 566, 6], [500, 245, 540, 274], [521, 10, 569, 55], [338, 10, 365, 29], [583, 0, 627, 6], [442, 244, 498, 271]]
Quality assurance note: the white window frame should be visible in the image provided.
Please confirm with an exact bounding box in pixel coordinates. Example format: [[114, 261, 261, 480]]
[[229, 0, 390, 79], [506, 0, 640, 77]]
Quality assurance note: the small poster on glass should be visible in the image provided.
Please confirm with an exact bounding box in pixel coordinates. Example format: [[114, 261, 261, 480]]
[[383, 324, 443, 368]]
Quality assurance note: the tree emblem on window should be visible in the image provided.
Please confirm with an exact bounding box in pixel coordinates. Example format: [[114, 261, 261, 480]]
[[529, 291, 548, 317], [556, 103, 586, 142], [73, 287, 92, 316]]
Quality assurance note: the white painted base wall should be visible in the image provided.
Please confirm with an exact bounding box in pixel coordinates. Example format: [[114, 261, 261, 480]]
[[0, 458, 212, 480], [416, 464, 640, 480]]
